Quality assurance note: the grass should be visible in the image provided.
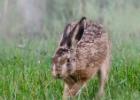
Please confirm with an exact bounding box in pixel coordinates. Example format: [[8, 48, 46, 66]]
[[0, 31, 140, 100]]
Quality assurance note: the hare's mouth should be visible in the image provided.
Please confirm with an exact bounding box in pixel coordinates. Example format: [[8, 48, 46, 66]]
[[53, 74, 62, 79], [52, 72, 64, 79]]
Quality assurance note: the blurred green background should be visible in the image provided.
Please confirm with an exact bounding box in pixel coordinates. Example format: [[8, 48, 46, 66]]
[[0, 0, 140, 100]]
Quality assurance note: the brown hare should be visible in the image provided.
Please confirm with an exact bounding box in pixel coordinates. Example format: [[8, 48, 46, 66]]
[[52, 17, 111, 100]]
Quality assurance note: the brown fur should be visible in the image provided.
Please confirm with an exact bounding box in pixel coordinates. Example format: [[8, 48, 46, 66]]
[[52, 17, 111, 100]]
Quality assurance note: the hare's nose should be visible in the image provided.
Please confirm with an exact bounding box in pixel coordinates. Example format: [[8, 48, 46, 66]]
[[53, 73, 62, 79], [56, 74, 62, 79]]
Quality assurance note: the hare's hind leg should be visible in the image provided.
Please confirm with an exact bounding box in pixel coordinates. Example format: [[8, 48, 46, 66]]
[[97, 56, 110, 99]]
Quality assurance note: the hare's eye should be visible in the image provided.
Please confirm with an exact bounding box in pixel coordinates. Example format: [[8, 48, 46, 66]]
[[67, 59, 70, 63]]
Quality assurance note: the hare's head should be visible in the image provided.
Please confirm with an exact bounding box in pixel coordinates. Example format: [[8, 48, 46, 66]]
[[52, 17, 86, 79], [52, 47, 75, 78]]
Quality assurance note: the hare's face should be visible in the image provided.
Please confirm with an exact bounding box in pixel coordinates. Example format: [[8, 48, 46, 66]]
[[52, 48, 75, 79]]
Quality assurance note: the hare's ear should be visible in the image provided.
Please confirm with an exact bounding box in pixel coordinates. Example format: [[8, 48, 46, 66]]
[[75, 17, 86, 41], [68, 17, 86, 49], [60, 24, 71, 47]]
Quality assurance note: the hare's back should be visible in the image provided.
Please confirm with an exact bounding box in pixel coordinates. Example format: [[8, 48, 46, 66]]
[[76, 21, 108, 68]]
